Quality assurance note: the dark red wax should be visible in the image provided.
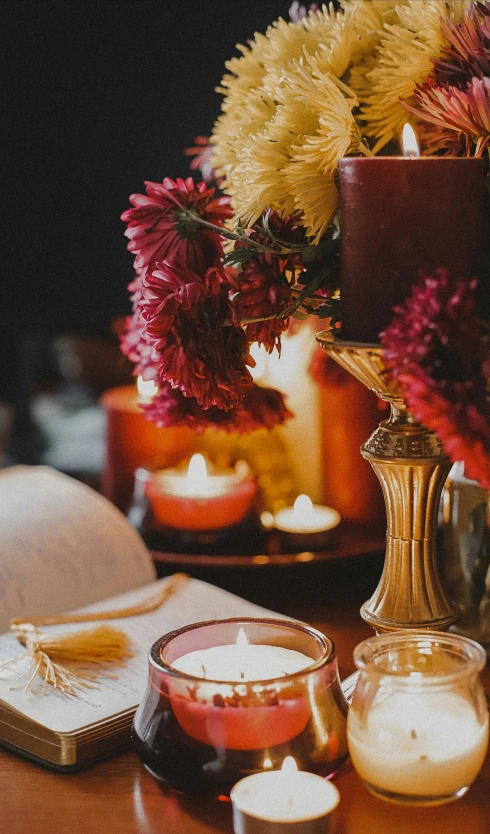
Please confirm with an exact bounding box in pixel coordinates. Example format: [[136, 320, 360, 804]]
[[338, 157, 487, 343]]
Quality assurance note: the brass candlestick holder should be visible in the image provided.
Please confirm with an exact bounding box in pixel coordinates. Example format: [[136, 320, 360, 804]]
[[316, 331, 459, 633]]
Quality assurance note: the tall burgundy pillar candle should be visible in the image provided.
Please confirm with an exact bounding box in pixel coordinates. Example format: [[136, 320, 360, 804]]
[[338, 156, 487, 343]]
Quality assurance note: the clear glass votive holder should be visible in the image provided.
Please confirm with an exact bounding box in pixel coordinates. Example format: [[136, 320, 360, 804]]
[[347, 631, 489, 806], [133, 618, 349, 796]]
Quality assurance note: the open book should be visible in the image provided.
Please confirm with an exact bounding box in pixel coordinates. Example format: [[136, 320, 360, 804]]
[[0, 467, 280, 770]]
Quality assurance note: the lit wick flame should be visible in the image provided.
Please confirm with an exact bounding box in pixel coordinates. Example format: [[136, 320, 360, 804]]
[[186, 453, 209, 496], [402, 123, 419, 158], [235, 627, 249, 648], [293, 494, 314, 521], [282, 756, 298, 806], [136, 375, 158, 400], [282, 756, 298, 775]]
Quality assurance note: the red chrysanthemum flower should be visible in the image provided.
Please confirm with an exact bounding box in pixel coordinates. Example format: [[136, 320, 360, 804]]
[[121, 177, 231, 275], [381, 270, 490, 487], [140, 260, 251, 410], [143, 381, 292, 434], [395, 371, 490, 488], [236, 254, 291, 353]]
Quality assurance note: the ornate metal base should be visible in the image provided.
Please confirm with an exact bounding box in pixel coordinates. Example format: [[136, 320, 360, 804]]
[[316, 332, 459, 633]]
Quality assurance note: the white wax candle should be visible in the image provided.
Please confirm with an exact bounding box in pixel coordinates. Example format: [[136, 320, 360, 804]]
[[231, 757, 340, 824], [348, 689, 489, 798], [274, 494, 341, 534], [171, 629, 314, 682]]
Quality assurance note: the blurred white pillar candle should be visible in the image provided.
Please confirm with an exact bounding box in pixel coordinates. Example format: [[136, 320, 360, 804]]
[[251, 328, 323, 502], [231, 756, 340, 834]]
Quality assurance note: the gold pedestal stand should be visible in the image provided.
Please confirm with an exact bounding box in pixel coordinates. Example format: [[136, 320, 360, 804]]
[[316, 332, 459, 633]]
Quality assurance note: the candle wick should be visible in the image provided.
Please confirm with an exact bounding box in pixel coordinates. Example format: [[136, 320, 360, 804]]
[[411, 729, 417, 740], [201, 664, 207, 679], [240, 671, 245, 680]]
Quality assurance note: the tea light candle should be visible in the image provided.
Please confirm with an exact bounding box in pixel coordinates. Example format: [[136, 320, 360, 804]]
[[168, 628, 315, 749], [348, 688, 489, 800], [146, 453, 257, 530], [231, 756, 340, 834], [274, 495, 341, 535]]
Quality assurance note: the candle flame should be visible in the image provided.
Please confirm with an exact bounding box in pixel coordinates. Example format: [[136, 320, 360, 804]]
[[281, 756, 298, 775], [136, 375, 158, 399], [402, 123, 419, 158], [293, 494, 313, 519], [263, 757, 273, 769], [186, 453, 208, 496], [235, 627, 249, 648]]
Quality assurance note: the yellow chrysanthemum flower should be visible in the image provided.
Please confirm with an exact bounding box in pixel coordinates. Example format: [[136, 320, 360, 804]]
[[359, 0, 472, 152], [211, 4, 365, 240]]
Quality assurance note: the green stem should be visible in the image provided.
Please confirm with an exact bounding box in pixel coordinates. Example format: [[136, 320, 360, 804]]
[[181, 210, 304, 255]]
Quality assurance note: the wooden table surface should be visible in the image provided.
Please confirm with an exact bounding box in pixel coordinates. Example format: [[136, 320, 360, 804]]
[[1, 553, 489, 834]]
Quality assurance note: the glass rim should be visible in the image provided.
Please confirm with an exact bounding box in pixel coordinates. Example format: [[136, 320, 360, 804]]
[[353, 629, 487, 685], [149, 617, 336, 685]]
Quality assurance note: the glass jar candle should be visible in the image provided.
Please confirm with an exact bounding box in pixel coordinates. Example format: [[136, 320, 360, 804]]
[[348, 631, 489, 806], [133, 618, 349, 796]]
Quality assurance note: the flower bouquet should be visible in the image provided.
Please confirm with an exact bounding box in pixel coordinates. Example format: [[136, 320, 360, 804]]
[[121, 0, 490, 487]]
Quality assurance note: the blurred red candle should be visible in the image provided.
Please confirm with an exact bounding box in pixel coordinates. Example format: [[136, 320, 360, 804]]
[[146, 453, 257, 530], [101, 377, 192, 512], [339, 124, 487, 343]]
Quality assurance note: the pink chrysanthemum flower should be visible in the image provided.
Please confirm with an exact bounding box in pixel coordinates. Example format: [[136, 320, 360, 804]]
[[141, 261, 251, 411], [120, 271, 159, 381], [121, 177, 231, 275], [432, 2, 490, 87], [184, 137, 219, 185], [143, 381, 293, 434], [406, 76, 490, 157], [381, 270, 490, 487]]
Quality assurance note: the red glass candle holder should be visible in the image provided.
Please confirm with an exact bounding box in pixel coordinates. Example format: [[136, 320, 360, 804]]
[[133, 618, 349, 796], [145, 469, 257, 531]]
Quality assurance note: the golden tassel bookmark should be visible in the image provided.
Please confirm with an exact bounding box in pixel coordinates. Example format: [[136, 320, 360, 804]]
[[1, 573, 189, 696]]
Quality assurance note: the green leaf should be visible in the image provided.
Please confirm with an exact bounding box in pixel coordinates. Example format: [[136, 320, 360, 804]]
[[223, 248, 256, 266]]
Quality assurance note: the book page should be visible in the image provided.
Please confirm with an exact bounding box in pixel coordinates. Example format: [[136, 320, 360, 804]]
[[0, 466, 156, 631], [0, 576, 283, 733]]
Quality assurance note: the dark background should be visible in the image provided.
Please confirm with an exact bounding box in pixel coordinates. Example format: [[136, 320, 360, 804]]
[[0, 1, 292, 451], [2, 1, 290, 337]]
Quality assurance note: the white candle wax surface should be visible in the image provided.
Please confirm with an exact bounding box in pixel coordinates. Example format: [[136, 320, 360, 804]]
[[348, 689, 489, 797], [154, 454, 250, 499], [231, 757, 340, 823], [274, 494, 341, 534], [171, 629, 314, 682]]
